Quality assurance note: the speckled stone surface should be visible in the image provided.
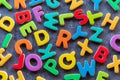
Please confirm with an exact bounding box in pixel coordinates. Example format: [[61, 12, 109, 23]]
[[0, 0, 120, 80]]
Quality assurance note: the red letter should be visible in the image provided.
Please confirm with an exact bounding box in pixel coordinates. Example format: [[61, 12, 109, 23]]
[[93, 45, 109, 63], [15, 10, 32, 24], [74, 9, 88, 25], [13, 54, 25, 69]]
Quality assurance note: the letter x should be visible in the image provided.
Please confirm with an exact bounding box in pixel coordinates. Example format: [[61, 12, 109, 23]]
[[77, 39, 93, 56]]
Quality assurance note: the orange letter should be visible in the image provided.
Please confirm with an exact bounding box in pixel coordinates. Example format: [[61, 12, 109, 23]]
[[14, 0, 26, 9], [56, 30, 71, 49]]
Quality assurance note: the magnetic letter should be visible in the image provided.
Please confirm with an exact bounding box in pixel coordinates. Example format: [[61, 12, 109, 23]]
[[64, 74, 81, 80], [29, 0, 43, 7], [46, 0, 60, 9], [34, 30, 50, 46], [74, 9, 88, 25], [92, 0, 102, 11], [14, 0, 26, 9], [44, 12, 59, 31], [77, 60, 96, 78], [20, 21, 37, 37], [77, 39, 93, 56], [32, 6, 44, 23], [65, 0, 84, 10], [0, 16, 15, 32], [107, 0, 120, 11], [101, 13, 119, 31], [2, 33, 12, 49], [56, 30, 71, 49], [89, 26, 103, 43], [44, 59, 59, 76], [0, 48, 12, 66], [13, 54, 25, 70], [96, 71, 109, 80], [59, 13, 74, 26], [93, 45, 109, 63], [15, 10, 32, 24], [58, 51, 76, 70], [0, 71, 8, 80], [36, 76, 45, 80], [25, 54, 42, 71], [72, 25, 88, 40], [14, 39, 32, 55], [0, 0, 12, 10], [87, 10, 103, 25], [38, 43, 56, 60], [107, 55, 120, 73], [110, 34, 120, 52]]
